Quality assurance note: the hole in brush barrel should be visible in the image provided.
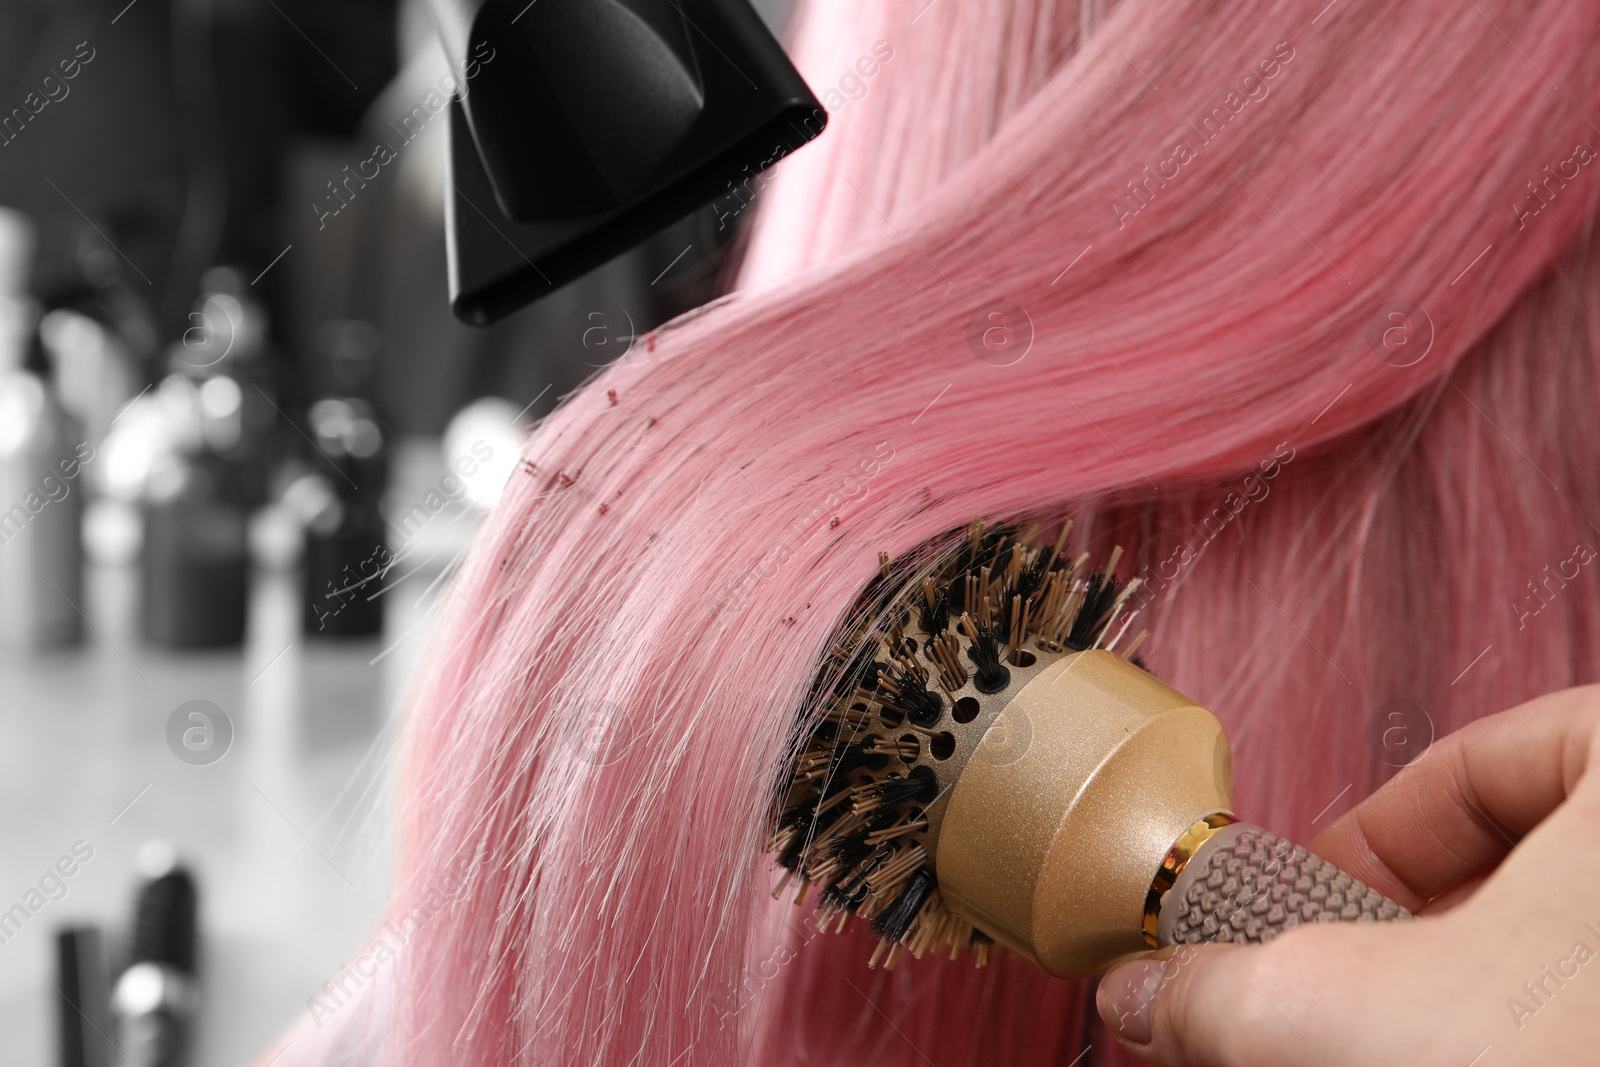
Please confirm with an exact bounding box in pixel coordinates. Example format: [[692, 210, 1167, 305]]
[[928, 731, 956, 760], [952, 696, 980, 723]]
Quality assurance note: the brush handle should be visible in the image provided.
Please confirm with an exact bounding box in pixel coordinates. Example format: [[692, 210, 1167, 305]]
[[1156, 822, 1411, 947]]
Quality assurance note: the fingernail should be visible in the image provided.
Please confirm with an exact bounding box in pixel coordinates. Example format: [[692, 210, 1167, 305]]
[[1097, 958, 1167, 1044]]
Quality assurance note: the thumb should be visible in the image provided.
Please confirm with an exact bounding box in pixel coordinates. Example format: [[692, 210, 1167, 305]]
[[1096, 943, 1263, 1067]]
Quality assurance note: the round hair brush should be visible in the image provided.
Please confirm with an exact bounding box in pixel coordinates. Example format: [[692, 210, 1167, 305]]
[[767, 520, 1410, 978]]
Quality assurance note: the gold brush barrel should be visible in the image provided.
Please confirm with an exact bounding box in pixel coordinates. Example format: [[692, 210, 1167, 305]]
[[933, 651, 1409, 977]]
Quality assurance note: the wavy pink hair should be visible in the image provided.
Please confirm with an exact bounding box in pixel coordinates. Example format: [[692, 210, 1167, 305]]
[[266, 1, 1600, 1063]]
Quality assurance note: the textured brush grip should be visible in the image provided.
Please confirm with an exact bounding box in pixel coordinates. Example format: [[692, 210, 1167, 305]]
[[1157, 822, 1410, 947]]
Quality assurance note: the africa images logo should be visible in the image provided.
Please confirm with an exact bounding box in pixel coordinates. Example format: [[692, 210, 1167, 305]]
[[166, 700, 234, 767]]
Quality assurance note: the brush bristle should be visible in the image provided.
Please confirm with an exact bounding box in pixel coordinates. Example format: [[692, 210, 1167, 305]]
[[766, 519, 1147, 968]]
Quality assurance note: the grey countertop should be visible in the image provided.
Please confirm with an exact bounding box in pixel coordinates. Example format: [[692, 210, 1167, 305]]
[[0, 554, 441, 1066]]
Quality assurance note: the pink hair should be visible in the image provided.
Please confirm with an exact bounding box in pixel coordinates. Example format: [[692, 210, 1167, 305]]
[[266, 1, 1600, 1063]]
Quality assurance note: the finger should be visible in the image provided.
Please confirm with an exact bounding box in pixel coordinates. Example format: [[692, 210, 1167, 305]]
[[1309, 684, 1600, 908], [1099, 921, 1501, 1067], [1096, 944, 1264, 1067]]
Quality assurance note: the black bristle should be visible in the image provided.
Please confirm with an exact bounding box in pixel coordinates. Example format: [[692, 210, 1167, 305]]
[[831, 643, 880, 699], [1066, 571, 1120, 650], [989, 540, 1016, 586], [917, 590, 950, 635], [950, 540, 979, 580], [817, 818, 890, 877], [973, 526, 1007, 561], [868, 765, 938, 807], [820, 881, 869, 910], [994, 594, 1018, 636], [1016, 554, 1050, 603], [864, 764, 934, 812], [777, 806, 841, 869], [829, 833, 876, 869], [775, 780, 851, 867], [869, 867, 936, 942], [882, 667, 943, 727], [829, 737, 889, 774], [907, 688, 943, 726], [866, 808, 904, 834], [776, 789, 833, 833], [776, 801, 816, 833], [964, 625, 1011, 693]]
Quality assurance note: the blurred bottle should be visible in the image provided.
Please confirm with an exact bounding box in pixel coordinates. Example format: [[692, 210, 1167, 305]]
[[111, 842, 199, 1067], [166, 266, 283, 506], [56, 925, 112, 1067], [140, 448, 249, 647], [66, 221, 162, 373], [140, 268, 282, 647], [0, 206, 86, 648], [301, 322, 388, 637], [44, 226, 164, 572], [38, 222, 161, 452]]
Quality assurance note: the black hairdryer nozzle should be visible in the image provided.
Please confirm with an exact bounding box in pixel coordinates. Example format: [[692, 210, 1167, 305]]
[[432, 0, 827, 325]]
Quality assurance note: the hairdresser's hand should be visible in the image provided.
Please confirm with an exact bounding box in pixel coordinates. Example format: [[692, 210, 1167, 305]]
[[1096, 686, 1600, 1066]]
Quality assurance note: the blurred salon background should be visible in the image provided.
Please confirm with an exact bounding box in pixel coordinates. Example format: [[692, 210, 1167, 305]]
[[0, 0, 787, 1062]]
